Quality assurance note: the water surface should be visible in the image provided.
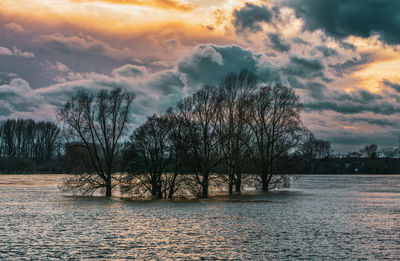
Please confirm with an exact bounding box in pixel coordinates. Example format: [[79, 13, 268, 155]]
[[0, 174, 399, 260]]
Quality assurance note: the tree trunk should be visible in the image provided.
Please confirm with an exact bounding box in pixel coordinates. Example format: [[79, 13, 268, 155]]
[[151, 180, 162, 199], [201, 172, 209, 198], [168, 172, 178, 199], [261, 173, 269, 191], [105, 175, 112, 197], [235, 173, 241, 192], [228, 172, 234, 195]]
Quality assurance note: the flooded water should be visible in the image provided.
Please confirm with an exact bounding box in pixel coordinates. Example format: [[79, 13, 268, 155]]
[[0, 174, 399, 260]]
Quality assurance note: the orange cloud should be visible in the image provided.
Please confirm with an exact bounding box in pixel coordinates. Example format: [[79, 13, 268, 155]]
[[70, 0, 194, 11]]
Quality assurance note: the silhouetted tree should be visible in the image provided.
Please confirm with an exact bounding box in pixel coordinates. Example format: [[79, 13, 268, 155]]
[[300, 132, 332, 160], [218, 70, 256, 193], [245, 85, 303, 191], [360, 144, 378, 159], [123, 114, 172, 199], [177, 85, 223, 198], [164, 108, 194, 198], [57, 88, 134, 196]]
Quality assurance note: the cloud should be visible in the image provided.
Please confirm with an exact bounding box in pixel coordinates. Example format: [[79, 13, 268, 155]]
[[315, 45, 338, 57], [267, 33, 291, 52], [35, 33, 129, 60], [43, 60, 70, 73], [0, 77, 46, 118], [112, 64, 149, 78], [4, 23, 27, 34], [282, 56, 324, 79], [383, 80, 400, 93], [303, 88, 400, 116], [291, 37, 310, 45], [336, 115, 398, 128], [0, 72, 18, 85], [305, 82, 326, 99], [329, 53, 373, 77], [0, 40, 398, 152], [285, 0, 400, 45], [233, 3, 272, 34], [70, 0, 193, 11], [1, 44, 264, 122], [329, 131, 397, 149], [178, 45, 259, 89], [0, 46, 35, 58]]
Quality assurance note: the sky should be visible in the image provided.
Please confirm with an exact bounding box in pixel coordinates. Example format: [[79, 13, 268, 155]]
[[1, 0, 400, 153]]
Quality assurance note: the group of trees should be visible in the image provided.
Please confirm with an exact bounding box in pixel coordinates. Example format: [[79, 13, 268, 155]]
[[56, 70, 305, 198], [0, 118, 62, 172], [120, 71, 304, 198], [299, 141, 400, 174]]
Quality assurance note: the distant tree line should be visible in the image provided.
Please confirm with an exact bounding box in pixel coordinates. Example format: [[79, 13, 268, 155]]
[[299, 142, 400, 174], [0, 118, 63, 172]]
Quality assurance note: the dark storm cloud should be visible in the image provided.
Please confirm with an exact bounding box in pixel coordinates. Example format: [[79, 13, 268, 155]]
[[336, 115, 397, 127], [291, 37, 310, 45], [1, 44, 270, 121], [267, 33, 291, 52], [305, 82, 326, 99], [0, 72, 18, 85], [304, 87, 398, 115], [383, 80, 400, 93], [329, 53, 373, 77], [233, 3, 272, 34], [305, 101, 399, 115], [147, 71, 185, 96], [301, 87, 400, 116], [285, 0, 400, 44], [286, 78, 327, 99], [178, 45, 259, 88], [0, 78, 43, 116], [329, 132, 397, 148], [340, 42, 356, 51], [286, 76, 305, 89], [0, 107, 11, 117], [315, 46, 338, 57], [282, 56, 324, 79], [0, 30, 151, 89]]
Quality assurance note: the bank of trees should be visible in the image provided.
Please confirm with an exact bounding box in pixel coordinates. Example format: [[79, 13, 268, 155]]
[[0, 118, 62, 172], [121, 70, 305, 198]]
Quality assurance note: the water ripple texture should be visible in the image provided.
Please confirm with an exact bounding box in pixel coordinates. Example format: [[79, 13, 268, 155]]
[[0, 174, 399, 260]]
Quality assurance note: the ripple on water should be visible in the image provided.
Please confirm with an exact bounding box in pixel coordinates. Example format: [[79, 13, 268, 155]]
[[0, 174, 399, 260]]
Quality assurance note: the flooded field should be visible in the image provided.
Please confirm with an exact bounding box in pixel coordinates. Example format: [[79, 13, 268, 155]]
[[0, 174, 399, 260]]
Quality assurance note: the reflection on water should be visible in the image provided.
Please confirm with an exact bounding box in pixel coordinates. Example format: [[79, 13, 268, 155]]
[[0, 174, 399, 259]]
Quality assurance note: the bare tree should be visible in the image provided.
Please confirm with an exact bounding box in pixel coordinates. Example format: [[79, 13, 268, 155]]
[[0, 118, 61, 172], [57, 88, 134, 196], [381, 147, 398, 158], [123, 114, 172, 199], [218, 70, 256, 193], [246, 85, 303, 191], [164, 108, 194, 198], [360, 144, 378, 159], [300, 132, 332, 160], [177, 85, 223, 198]]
